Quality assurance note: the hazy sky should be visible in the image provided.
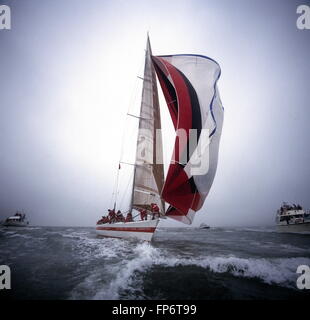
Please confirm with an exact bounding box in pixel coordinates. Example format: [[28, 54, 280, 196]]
[[0, 0, 309, 227]]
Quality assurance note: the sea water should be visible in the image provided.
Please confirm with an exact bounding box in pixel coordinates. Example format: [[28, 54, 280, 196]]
[[0, 226, 309, 300]]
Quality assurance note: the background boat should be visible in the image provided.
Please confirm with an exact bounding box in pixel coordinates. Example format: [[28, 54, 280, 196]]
[[199, 223, 210, 229], [276, 203, 310, 233], [2, 212, 29, 227]]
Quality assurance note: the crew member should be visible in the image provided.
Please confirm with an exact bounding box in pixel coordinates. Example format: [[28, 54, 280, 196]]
[[139, 209, 147, 221], [108, 209, 116, 223], [150, 203, 160, 220], [116, 210, 125, 222], [125, 212, 133, 223]]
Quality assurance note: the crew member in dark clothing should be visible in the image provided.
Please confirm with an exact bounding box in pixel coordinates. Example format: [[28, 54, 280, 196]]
[[139, 209, 147, 221], [125, 212, 133, 222], [150, 203, 160, 220]]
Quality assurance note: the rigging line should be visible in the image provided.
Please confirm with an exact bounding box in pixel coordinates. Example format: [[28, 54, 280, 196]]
[[119, 169, 134, 210], [109, 178, 116, 208], [137, 76, 152, 82], [120, 161, 135, 166], [119, 55, 145, 160], [114, 45, 149, 211], [132, 213, 141, 220], [114, 164, 121, 210], [111, 57, 144, 209], [127, 113, 152, 121], [110, 167, 120, 209]]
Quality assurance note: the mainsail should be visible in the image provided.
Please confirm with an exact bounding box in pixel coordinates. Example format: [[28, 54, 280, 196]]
[[131, 36, 165, 214], [152, 54, 224, 224]]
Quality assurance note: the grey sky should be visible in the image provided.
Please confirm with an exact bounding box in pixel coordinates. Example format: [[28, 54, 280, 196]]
[[0, 0, 309, 227]]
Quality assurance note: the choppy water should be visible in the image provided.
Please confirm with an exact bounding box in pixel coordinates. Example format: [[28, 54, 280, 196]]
[[0, 226, 309, 300]]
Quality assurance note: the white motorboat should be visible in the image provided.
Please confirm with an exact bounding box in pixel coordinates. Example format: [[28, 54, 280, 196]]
[[2, 212, 29, 227], [276, 202, 310, 233]]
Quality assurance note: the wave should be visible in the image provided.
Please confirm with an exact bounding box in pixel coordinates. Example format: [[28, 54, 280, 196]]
[[189, 256, 310, 287], [91, 243, 163, 300], [279, 243, 309, 252], [0, 230, 16, 235], [235, 227, 277, 233], [69, 241, 310, 300], [8, 233, 33, 239], [155, 254, 310, 288]]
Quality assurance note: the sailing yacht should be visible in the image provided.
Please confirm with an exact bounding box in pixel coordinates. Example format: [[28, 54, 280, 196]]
[[96, 35, 224, 241]]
